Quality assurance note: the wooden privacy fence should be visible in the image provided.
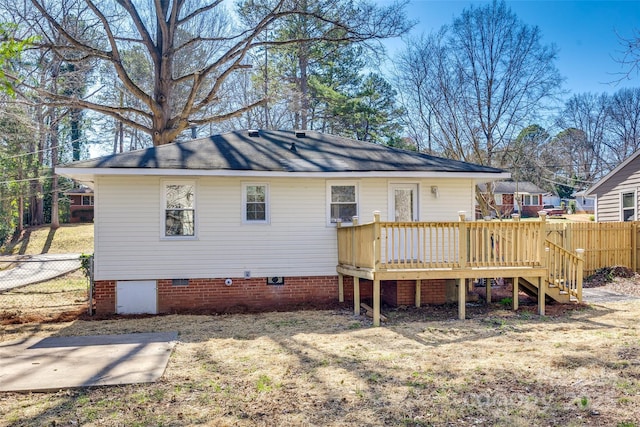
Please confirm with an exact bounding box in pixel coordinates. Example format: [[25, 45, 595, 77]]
[[545, 222, 640, 275]]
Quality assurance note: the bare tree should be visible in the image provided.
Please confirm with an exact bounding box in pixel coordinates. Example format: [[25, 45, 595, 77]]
[[395, 1, 562, 165], [11, 0, 409, 146], [617, 27, 640, 81], [607, 87, 640, 164], [554, 92, 611, 186]]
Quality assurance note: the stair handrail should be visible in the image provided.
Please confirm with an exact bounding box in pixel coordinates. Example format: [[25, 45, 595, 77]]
[[545, 239, 584, 301]]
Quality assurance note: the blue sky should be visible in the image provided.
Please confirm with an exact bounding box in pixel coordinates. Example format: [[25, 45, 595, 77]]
[[380, 0, 640, 97]]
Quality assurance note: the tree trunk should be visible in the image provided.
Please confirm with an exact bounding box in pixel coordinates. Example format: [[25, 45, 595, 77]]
[[299, 46, 309, 130]]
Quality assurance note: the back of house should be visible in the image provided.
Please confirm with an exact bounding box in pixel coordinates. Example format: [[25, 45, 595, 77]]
[[57, 130, 508, 315]]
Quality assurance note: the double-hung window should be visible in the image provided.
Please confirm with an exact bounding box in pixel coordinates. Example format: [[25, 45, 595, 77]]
[[243, 183, 269, 223], [328, 182, 358, 224], [163, 181, 196, 238], [81, 195, 94, 206], [622, 191, 636, 221]]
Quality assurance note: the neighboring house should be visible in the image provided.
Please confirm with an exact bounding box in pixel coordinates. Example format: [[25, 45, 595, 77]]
[[57, 130, 509, 315], [571, 191, 595, 214], [477, 181, 547, 218], [64, 187, 95, 223], [542, 194, 561, 208], [585, 149, 640, 221]]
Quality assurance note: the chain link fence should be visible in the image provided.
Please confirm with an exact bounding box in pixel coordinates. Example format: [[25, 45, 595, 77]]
[[0, 254, 92, 321]]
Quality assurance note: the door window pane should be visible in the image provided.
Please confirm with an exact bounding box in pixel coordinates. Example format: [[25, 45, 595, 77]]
[[394, 189, 414, 222]]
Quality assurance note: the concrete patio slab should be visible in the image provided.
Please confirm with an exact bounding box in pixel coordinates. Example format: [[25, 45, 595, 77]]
[[0, 332, 178, 392], [582, 288, 640, 304]]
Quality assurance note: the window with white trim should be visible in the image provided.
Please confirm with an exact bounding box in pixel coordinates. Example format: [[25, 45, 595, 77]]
[[163, 181, 195, 237], [81, 195, 94, 206], [328, 182, 358, 224], [622, 192, 636, 221], [243, 183, 269, 223]]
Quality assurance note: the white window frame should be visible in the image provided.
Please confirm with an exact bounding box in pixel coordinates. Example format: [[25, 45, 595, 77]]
[[81, 195, 94, 206], [326, 181, 359, 226], [161, 180, 197, 240], [242, 182, 270, 224], [621, 190, 637, 222]]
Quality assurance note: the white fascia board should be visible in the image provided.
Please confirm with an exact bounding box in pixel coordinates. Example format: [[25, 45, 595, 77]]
[[56, 167, 510, 181]]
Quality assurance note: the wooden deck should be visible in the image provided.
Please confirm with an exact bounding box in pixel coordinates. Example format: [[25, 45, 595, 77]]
[[336, 212, 584, 326]]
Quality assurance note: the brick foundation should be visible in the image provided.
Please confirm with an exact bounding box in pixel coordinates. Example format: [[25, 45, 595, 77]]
[[93, 276, 339, 315], [92, 276, 456, 315]]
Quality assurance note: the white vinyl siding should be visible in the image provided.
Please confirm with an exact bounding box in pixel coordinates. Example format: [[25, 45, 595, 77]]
[[590, 156, 640, 221], [93, 176, 479, 281]]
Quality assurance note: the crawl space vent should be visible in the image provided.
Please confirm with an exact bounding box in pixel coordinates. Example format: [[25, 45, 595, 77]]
[[267, 276, 285, 285]]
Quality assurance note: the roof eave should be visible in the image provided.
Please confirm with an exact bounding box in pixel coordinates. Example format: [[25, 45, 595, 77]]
[[56, 167, 510, 182]]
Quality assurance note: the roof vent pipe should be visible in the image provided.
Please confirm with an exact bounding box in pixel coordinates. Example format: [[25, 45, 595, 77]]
[[289, 142, 297, 152], [295, 130, 306, 138], [248, 129, 260, 137], [191, 126, 197, 139]]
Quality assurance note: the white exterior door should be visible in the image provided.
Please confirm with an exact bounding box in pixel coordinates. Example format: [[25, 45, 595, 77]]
[[389, 184, 419, 262], [390, 184, 419, 222], [116, 280, 158, 314]]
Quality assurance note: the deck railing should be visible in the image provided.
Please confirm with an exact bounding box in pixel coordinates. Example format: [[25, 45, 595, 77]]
[[545, 241, 584, 301], [337, 212, 548, 271]]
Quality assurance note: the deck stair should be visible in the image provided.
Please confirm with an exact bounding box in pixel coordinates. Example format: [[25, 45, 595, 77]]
[[518, 276, 574, 303]]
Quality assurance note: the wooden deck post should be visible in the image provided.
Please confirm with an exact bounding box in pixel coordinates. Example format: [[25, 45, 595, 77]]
[[538, 276, 545, 316], [354, 276, 360, 315], [338, 273, 344, 303], [373, 278, 381, 327], [415, 279, 421, 308], [538, 212, 547, 265], [458, 211, 467, 268], [576, 248, 585, 302], [373, 211, 381, 271], [458, 278, 466, 320], [538, 246, 551, 316], [351, 216, 358, 268], [486, 278, 492, 304], [512, 276, 519, 311]]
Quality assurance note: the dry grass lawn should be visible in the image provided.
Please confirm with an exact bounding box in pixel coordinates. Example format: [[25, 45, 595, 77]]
[[1, 298, 639, 427], [1, 224, 94, 255]]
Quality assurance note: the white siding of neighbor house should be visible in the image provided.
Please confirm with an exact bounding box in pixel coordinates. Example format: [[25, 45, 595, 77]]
[[93, 176, 476, 281], [590, 156, 640, 222]]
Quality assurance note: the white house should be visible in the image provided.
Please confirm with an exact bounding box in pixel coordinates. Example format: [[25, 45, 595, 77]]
[[57, 130, 509, 315]]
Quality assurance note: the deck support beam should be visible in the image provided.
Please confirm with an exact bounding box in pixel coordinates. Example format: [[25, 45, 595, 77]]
[[512, 276, 519, 311], [354, 277, 360, 316], [458, 278, 466, 320], [538, 276, 545, 316], [415, 279, 421, 308], [373, 279, 381, 326], [338, 273, 344, 303]]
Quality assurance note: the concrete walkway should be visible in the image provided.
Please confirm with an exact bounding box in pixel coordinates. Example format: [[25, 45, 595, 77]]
[[0, 253, 82, 291], [0, 332, 178, 392], [582, 288, 640, 304]]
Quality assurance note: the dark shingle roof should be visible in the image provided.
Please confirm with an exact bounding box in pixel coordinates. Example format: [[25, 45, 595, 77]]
[[62, 130, 504, 174]]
